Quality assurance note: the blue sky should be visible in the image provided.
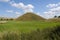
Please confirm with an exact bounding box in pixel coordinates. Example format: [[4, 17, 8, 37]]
[[0, 0, 60, 19]]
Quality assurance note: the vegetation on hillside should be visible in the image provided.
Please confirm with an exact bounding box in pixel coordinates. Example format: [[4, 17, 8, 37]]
[[16, 12, 45, 21]]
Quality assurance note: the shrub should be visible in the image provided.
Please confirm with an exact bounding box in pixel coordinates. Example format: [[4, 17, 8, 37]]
[[0, 25, 60, 40]]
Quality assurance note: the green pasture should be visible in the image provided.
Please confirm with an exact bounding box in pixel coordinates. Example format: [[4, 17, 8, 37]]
[[0, 21, 60, 32]]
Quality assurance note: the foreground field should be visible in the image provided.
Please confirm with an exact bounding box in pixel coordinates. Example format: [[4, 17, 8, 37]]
[[0, 21, 60, 32], [0, 21, 60, 40]]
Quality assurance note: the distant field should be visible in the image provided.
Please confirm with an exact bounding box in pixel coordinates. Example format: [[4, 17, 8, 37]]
[[0, 21, 60, 32]]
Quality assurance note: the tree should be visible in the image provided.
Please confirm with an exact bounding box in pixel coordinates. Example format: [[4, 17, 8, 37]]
[[0, 18, 3, 21], [10, 18, 14, 21], [58, 16, 60, 18], [54, 16, 57, 18]]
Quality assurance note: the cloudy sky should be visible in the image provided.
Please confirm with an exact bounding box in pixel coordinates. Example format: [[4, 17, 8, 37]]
[[0, 0, 60, 19]]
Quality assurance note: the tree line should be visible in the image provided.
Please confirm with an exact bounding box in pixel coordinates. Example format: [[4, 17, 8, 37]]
[[54, 16, 60, 18], [0, 18, 14, 21]]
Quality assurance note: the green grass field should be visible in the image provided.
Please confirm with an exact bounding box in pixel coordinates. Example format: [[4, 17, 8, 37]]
[[0, 21, 60, 40], [0, 21, 60, 32]]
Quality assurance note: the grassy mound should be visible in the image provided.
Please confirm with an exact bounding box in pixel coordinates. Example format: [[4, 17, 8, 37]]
[[16, 12, 45, 21]]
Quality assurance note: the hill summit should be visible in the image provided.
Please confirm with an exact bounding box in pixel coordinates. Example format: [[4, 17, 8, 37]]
[[16, 12, 45, 21]]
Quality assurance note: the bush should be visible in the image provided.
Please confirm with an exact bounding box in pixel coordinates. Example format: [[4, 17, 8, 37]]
[[2, 31, 21, 40], [0, 25, 60, 40], [21, 25, 60, 40]]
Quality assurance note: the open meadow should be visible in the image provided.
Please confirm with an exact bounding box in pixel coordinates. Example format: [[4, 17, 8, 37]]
[[0, 21, 60, 32], [0, 21, 60, 40]]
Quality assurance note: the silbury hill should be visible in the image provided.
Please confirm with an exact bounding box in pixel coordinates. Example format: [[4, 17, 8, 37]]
[[16, 12, 45, 21]]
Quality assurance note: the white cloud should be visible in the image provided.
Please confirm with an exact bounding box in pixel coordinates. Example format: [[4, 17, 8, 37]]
[[10, 2, 34, 12], [44, 7, 60, 18], [6, 10, 21, 18], [50, 7, 60, 12], [23, 4, 34, 12], [46, 4, 57, 8], [6, 10, 21, 16], [44, 2, 60, 19], [36, 12, 43, 16], [16, 15, 20, 17], [44, 11, 56, 19], [0, 0, 10, 2], [27, 4, 34, 9], [46, 2, 60, 8], [15, 12, 22, 17], [6, 10, 13, 13], [15, 12, 20, 14]]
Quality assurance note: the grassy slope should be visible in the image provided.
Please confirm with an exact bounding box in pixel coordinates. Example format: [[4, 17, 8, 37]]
[[0, 21, 60, 33], [16, 12, 45, 21]]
